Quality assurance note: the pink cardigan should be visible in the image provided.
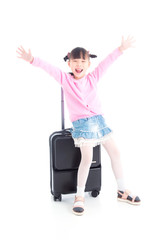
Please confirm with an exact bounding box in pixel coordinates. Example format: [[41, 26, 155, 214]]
[[31, 48, 122, 122]]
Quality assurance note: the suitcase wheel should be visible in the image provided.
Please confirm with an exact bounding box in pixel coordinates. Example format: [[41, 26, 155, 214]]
[[91, 190, 100, 198], [54, 194, 62, 201]]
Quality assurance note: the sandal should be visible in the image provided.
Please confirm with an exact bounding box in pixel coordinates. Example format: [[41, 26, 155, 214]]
[[72, 196, 85, 216], [117, 190, 141, 205]]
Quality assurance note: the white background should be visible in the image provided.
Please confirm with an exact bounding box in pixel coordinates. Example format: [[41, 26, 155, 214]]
[[1, 0, 160, 239]]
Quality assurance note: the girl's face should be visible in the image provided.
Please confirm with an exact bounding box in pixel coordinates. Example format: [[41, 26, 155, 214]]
[[68, 56, 91, 80]]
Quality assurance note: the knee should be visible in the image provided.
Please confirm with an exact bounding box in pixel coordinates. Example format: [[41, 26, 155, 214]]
[[113, 148, 121, 159], [81, 156, 92, 167], [80, 146, 93, 167], [102, 140, 120, 159]]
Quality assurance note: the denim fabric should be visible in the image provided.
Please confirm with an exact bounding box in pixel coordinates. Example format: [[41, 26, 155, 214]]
[[70, 115, 112, 139]]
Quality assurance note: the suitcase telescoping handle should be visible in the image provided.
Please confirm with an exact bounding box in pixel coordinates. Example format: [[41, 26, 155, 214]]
[[61, 87, 71, 134], [61, 87, 65, 130]]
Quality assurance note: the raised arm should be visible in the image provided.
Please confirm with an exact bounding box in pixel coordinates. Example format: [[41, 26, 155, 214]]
[[91, 36, 135, 82], [16, 46, 68, 85]]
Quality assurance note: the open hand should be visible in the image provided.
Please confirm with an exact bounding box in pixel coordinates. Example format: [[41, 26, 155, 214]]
[[119, 36, 135, 52], [16, 46, 34, 63]]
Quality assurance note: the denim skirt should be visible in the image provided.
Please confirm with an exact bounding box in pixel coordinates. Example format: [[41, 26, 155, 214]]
[[70, 115, 112, 147]]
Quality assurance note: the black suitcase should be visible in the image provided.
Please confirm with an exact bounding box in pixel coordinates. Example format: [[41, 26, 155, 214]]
[[49, 88, 101, 201]]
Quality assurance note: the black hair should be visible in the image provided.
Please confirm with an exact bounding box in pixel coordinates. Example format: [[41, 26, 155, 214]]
[[64, 47, 97, 62]]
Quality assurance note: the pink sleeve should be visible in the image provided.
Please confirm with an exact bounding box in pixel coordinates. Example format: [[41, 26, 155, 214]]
[[31, 57, 68, 85], [91, 48, 123, 82]]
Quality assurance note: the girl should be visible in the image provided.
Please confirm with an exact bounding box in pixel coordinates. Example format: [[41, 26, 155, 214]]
[[16, 36, 141, 216]]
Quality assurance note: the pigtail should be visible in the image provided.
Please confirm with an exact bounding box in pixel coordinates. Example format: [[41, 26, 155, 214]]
[[64, 53, 70, 62], [89, 54, 97, 58], [64, 55, 68, 62]]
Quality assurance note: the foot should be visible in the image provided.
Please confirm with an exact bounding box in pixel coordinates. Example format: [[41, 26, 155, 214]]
[[117, 190, 141, 205], [72, 196, 85, 216]]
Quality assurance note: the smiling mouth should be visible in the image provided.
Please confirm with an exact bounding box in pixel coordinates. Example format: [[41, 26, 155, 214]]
[[75, 69, 83, 74]]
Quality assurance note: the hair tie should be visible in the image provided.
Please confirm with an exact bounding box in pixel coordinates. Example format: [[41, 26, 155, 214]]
[[67, 52, 70, 58]]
